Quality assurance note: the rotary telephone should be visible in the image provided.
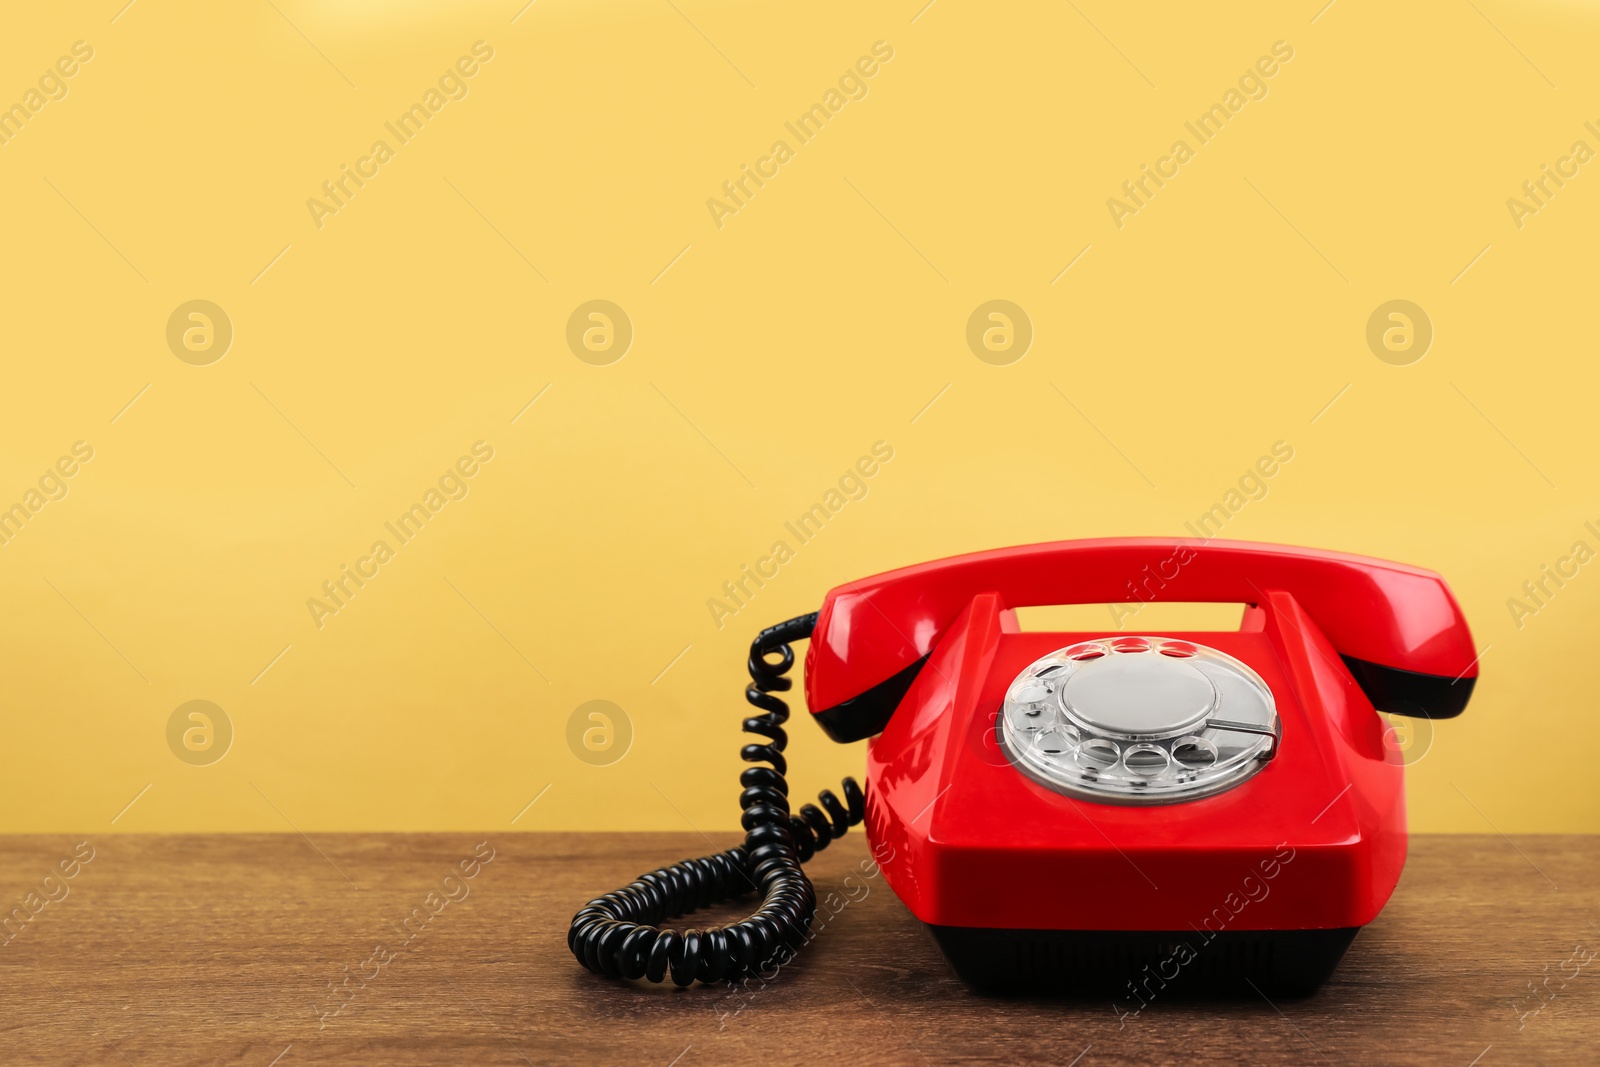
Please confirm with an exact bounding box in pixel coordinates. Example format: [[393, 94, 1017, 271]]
[[569, 538, 1477, 994]]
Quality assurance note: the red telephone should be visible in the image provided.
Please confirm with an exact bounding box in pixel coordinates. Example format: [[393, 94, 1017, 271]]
[[569, 538, 1477, 995]]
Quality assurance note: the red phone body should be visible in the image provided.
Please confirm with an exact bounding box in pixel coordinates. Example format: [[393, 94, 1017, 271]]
[[801, 539, 1477, 993]]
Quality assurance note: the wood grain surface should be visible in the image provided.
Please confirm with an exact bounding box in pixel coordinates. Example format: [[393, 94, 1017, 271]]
[[0, 833, 1595, 1065]]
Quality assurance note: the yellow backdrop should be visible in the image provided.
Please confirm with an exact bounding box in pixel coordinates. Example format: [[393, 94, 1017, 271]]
[[1, 0, 1593, 834]]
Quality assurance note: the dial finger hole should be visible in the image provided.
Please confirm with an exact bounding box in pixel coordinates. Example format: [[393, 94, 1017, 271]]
[[1075, 738, 1120, 769], [1010, 708, 1046, 730], [1123, 744, 1170, 776], [1110, 637, 1151, 654], [1159, 641, 1198, 658], [1173, 736, 1218, 768], [1035, 728, 1073, 756]]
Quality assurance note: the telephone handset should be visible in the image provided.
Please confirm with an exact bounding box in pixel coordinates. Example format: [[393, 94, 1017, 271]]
[[569, 538, 1477, 994]]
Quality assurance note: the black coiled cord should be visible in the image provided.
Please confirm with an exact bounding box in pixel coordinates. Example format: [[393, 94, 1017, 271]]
[[567, 612, 865, 986]]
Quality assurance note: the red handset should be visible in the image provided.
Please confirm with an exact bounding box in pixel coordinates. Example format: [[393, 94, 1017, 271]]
[[806, 538, 1476, 741], [570, 539, 1476, 996]]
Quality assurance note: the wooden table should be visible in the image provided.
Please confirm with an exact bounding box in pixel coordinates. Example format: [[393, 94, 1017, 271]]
[[1, 833, 1594, 1065]]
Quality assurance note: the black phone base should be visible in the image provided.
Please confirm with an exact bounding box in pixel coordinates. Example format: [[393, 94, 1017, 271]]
[[926, 924, 1361, 998]]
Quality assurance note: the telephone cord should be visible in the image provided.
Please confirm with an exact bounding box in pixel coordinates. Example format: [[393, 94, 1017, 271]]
[[566, 612, 866, 986]]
